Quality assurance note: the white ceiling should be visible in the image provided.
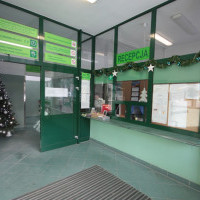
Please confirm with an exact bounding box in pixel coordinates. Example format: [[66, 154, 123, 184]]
[[5, 0, 168, 35]]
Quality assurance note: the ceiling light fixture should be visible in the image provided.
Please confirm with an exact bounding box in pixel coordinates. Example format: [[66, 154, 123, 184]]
[[155, 33, 173, 46], [171, 13, 199, 35], [0, 40, 32, 49], [87, 0, 98, 4], [96, 52, 104, 56]]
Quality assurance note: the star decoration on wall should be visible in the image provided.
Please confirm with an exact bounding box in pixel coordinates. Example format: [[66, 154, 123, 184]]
[[148, 64, 155, 72], [112, 70, 118, 77]]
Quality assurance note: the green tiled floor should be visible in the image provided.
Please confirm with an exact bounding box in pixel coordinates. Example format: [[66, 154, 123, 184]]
[[0, 129, 200, 200]]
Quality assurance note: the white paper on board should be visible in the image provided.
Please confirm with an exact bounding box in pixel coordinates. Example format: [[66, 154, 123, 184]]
[[45, 87, 68, 97], [81, 79, 90, 109], [81, 93, 90, 109], [168, 84, 188, 128], [152, 84, 169, 124]]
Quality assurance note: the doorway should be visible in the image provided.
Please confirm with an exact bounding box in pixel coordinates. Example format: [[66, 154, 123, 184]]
[[0, 61, 40, 150], [40, 66, 78, 152]]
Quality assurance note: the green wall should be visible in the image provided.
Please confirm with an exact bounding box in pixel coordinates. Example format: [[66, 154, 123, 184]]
[[117, 69, 148, 81], [154, 63, 200, 84], [90, 119, 200, 185]]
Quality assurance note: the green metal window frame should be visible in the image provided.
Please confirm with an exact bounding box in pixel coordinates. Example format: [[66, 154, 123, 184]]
[[92, 0, 200, 137]]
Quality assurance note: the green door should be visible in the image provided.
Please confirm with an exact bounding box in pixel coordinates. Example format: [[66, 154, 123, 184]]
[[40, 66, 77, 152]]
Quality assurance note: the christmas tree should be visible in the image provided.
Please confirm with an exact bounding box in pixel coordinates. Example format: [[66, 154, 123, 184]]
[[0, 78, 18, 137], [139, 88, 148, 102]]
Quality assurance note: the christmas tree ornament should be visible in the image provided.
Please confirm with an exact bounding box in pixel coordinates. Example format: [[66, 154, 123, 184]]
[[112, 70, 118, 77], [148, 64, 155, 72], [0, 77, 18, 137], [6, 131, 12, 137], [139, 88, 148, 102]]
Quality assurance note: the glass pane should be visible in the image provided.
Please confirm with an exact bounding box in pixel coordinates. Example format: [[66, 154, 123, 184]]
[[115, 104, 126, 118], [115, 80, 148, 102], [130, 105, 146, 122], [94, 83, 113, 113], [82, 33, 91, 42], [0, 4, 39, 61], [0, 4, 39, 29], [118, 13, 151, 64], [95, 30, 114, 69], [155, 0, 200, 59], [168, 83, 200, 132], [44, 20, 77, 67], [152, 83, 200, 132], [45, 71, 74, 115], [81, 39, 92, 69]]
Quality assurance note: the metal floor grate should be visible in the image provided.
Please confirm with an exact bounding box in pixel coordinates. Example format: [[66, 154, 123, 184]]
[[13, 165, 152, 200]]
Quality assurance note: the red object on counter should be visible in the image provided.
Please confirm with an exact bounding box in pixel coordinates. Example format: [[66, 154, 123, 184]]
[[101, 104, 112, 113]]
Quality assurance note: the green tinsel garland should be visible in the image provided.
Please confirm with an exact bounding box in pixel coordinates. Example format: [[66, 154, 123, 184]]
[[94, 51, 200, 77]]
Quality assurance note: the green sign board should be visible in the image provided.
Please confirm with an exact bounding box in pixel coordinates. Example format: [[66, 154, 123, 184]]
[[45, 52, 76, 66], [46, 43, 76, 57], [0, 30, 38, 48], [0, 43, 38, 59], [45, 32, 77, 49], [82, 72, 91, 80], [117, 47, 150, 65], [26, 65, 40, 73], [0, 18, 38, 38]]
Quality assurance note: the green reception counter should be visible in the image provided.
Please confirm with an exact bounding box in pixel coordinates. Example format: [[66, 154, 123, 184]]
[[90, 118, 200, 188]]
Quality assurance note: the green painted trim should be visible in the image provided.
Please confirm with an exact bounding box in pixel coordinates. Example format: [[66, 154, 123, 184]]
[[146, 10, 156, 124], [90, 36, 95, 108], [113, 27, 118, 67], [76, 30, 82, 139], [26, 64, 40, 73], [39, 17, 44, 64]]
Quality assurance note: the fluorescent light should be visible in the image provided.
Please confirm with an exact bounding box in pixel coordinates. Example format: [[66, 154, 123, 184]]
[[96, 52, 104, 56], [81, 58, 92, 62], [155, 33, 173, 46], [26, 76, 40, 81], [26, 76, 51, 82], [171, 13, 199, 35], [87, 0, 98, 3], [0, 40, 33, 49]]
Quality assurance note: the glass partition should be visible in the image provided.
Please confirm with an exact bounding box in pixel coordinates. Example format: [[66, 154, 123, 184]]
[[45, 71, 74, 115], [81, 39, 92, 69], [152, 83, 200, 132], [44, 20, 78, 67], [95, 30, 114, 69], [82, 33, 91, 42], [117, 13, 151, 64], [155, 0, 200, 59], [0, 4, 39, 61], [115, 80, 148, 102], [94, 83, 113, 113]]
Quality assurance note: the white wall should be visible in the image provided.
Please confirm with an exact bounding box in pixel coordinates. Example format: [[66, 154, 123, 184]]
[[25, 80, 40, 117]]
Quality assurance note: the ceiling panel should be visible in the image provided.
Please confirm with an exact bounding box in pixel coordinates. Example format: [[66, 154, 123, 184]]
[[5, 0, 168, 35]]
